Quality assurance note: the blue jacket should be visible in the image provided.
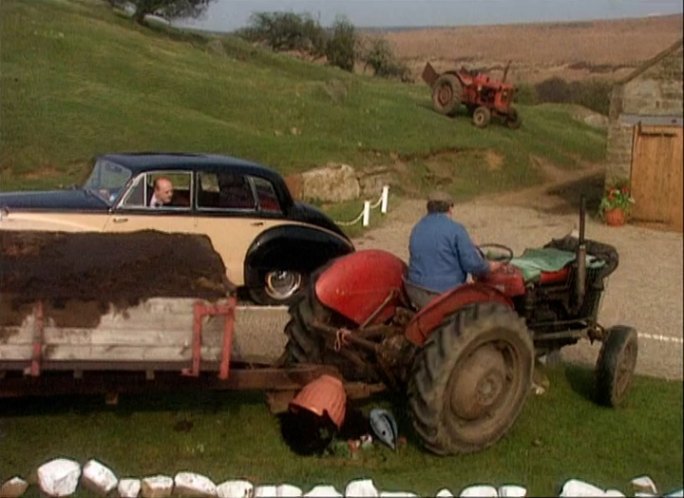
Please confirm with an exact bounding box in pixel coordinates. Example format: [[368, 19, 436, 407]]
[[407, 213, 489, 293]]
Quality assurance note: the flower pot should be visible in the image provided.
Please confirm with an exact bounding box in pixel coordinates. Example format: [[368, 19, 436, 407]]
[[604, 208, 626, 227]]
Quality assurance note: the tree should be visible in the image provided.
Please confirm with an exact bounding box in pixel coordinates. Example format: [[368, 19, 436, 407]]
[[113, 0, 215, 25]]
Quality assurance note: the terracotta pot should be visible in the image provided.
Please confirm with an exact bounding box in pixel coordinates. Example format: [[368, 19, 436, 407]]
[[604, 208, 626, 227], [289, 374, 346, 429]]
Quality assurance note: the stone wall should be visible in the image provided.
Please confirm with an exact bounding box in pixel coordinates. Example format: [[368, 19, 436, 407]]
[[605, 41, 683, 183]]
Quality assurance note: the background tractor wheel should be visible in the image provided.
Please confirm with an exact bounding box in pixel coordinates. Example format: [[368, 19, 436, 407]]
[[506, 107, 522, 129], [595, 326, 638, 407], [408, 302, 533, 455], [431, 74, 462, 116], [472, 106, 492, 128]]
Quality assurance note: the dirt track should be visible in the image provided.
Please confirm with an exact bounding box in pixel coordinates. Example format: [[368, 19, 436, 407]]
[[353, 165, 684, 381]]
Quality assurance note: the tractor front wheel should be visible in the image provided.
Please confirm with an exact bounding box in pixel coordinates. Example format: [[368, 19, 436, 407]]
[[595, 326, 638, 407], [472, 106, 492, 128], [408, 303, 534, 455], [431, 74, 462, 116], [506, 107, 522, 129]]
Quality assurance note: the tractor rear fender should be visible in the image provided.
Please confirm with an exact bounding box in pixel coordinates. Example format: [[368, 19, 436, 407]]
[[314, 249, 407, 327], [405, 282, 514, 346]]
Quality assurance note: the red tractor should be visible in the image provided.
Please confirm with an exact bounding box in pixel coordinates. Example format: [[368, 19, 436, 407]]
[[280, 202, 637, 454], [422, 61, 521, 129]]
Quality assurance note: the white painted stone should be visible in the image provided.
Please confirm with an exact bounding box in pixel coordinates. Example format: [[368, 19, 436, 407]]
[[303, 485, 343, 497], [0, 476, 29, 498], [435, 490, 454, 498], [174, 472, 217, 497], [118, 478, 142, 498], [665, 489, 684, 498], [631, 476, 658, 495], [216, 479, 254, 498], [346, 479, 379, 497], [37, 458, 81, 497], [276, 484, 303, 497], [81, 459, 118, 496], [459, 485, 498, 497], [379, 492, 418, 497], [254, 485, 278, 497], [498, 484, 527, 497], [141, 475, 174, 498], [558, 479, 605, 497], [634, 493, 656, 497], [603, 490, 625, 497]]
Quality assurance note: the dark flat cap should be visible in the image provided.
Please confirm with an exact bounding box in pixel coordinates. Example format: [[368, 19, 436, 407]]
[[428, 190, 454, 204]]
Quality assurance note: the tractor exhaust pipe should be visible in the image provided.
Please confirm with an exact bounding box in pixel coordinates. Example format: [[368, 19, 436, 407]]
[[575, 196, 587, 311]]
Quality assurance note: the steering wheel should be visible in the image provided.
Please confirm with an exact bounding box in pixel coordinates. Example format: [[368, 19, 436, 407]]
[[477, 243, 514, 264]]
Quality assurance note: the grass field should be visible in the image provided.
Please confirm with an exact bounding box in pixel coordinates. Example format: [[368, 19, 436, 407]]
[[0, 366, 682, 496]]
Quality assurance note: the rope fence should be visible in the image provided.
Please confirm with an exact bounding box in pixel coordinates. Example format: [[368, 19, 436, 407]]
[[335, 185, 390, 227]]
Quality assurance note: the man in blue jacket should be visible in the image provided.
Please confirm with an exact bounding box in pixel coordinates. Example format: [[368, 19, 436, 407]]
[[405, 190, 502, 308]]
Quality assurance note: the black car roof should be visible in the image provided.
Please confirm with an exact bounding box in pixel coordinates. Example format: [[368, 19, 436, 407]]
[[100, 152, 284, 182]]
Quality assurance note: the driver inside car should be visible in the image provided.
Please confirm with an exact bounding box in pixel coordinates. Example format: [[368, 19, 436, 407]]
[[405, 190, 503, 309]]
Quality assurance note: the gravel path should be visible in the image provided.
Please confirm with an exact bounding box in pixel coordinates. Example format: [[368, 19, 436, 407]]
[[353, 169, 683, 381]]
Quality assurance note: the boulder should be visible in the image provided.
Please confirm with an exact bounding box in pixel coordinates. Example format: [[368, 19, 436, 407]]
[[81, 459, 118, 496], [559, 479, 605, 497], [498, 485, 527, 497], [276, 484, 303, 497], [435, 490, 454, 498], [173, 472, 217, 497], [459, 485, 498, 497], [631, 476, 658, 495], [0, 476, 29, 498], [118, 479, 142, 498], [216, 479, 254, 498], [303, 485, 342, 497], [37, 458, 81, 497], [301, 164, 360, 202], [141, 475, 174, 498], [345, 479, 379, 497]]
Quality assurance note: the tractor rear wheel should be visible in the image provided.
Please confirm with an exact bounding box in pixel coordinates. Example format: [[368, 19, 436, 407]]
[[595, 326, 638, 407], [472, 106, 492, 128], [408, 302, 533, 455], [506, 107, 522, 129], [431, 74, 462, 116]]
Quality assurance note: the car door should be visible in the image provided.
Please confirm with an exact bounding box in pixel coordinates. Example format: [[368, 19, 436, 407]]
[[194, 170, 287, 287], [102, 170, 197, 236]]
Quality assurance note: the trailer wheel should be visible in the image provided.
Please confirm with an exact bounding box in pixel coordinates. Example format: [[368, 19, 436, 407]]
[[472, 106, 491, 128], [506, 107, 522, 129], [408, 302, 533, 455], [595, 326, 638, 407], [431, 74, 462, 116]]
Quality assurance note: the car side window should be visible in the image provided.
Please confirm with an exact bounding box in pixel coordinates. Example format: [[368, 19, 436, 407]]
[[146, 172, 192, 210], [197, 172, 256, 210], [119, 175, 146, 208], [252, 176, 282, 213]]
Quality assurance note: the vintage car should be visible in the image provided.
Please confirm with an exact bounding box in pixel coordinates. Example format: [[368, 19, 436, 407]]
[[0, 152, 354, 305]]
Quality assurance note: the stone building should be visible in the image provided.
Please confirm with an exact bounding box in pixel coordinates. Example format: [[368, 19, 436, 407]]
[[605, 38, 683, 231]]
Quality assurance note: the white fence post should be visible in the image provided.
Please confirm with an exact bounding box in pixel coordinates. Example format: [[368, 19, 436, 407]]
[[362, 201, 370, 227], [380, 185, 389, 214]]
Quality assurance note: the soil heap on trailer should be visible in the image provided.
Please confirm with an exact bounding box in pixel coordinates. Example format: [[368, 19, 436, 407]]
[[0, 230, 339, 398]]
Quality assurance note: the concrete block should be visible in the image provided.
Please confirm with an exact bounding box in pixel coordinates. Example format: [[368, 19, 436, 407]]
[[37, 458, 81, 497], [118, 479, 142, 498], [173, 472, 217, 497], [81, 459, 118, 496], [216, 479, 254, 498], [141, 475, 174, 498], [0, 476, 29, 498]]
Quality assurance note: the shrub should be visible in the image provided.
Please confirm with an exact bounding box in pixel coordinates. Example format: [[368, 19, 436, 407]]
[[239, 11, 326, 56], [360, 37, 411, 81], [325, 16, 357, 72]]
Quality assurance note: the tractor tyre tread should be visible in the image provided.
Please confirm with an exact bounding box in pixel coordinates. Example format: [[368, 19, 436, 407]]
[[595, 325, 638, 407]]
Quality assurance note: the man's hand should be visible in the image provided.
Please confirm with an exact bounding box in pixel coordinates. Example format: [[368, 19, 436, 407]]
[[489, 261, 505, 273]]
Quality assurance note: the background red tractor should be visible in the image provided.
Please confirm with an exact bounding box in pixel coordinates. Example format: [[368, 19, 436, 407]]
[[280, 201, 638, 455], [422, 61, 521, 129]]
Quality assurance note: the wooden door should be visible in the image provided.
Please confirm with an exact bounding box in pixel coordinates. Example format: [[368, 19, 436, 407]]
[[630, 125, 683, 231]]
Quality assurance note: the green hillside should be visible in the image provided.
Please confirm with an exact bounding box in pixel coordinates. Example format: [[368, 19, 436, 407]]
[[0, 0, 605, 198]]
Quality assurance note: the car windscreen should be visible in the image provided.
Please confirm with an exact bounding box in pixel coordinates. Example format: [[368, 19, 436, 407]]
[[82, 159, 133, 205]]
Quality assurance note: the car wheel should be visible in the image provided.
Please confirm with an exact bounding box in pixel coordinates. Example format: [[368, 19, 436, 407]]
[[250, 269, 305, 305]]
